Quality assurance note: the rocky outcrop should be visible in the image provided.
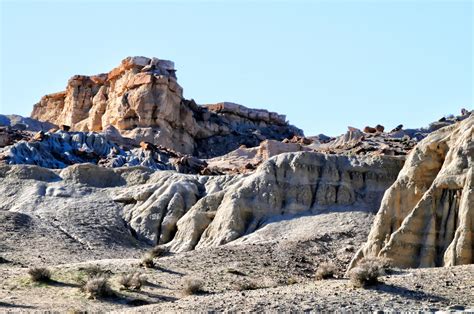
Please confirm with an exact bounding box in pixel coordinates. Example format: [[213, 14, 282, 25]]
[[116, 152, 403, 250], [0, 114, 56, 132], [205, 139, 314, 174], [349, 114, 474, 269], [0, 130, 209, 174], [0, 150, 403, 253], [31, 56, 302, 157]]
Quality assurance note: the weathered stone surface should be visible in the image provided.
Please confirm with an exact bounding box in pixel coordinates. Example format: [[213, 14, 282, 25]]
[[117, 151, 403, 250], [349, 114, 474, 269], [31, 56, 302, 157], [0, 149, 402, 254]]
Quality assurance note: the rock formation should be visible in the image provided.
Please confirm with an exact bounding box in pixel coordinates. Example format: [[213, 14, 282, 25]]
[[117, 151, 403, 250], [0, 150, 403, 252], [349, 114, 474, 269], [0, 129, 209, 174], [31, 56, 302, 157]]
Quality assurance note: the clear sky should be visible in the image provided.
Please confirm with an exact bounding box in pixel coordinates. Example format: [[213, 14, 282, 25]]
[[0, 0, 472, 136]]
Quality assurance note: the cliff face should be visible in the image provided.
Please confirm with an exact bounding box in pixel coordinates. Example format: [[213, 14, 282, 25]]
[[31, 56, 302, 157], [349, 114, 474, 269]]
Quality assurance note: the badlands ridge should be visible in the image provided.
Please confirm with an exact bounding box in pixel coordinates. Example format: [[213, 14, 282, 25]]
[[0, 56, 472, 311]]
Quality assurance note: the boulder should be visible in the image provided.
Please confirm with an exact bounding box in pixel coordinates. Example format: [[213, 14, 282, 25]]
[[363, 126, 377, 134], [375, 124, 384, 133]]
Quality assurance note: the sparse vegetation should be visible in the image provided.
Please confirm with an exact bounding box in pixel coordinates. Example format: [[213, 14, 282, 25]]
[[315, 262, 336, 280], [140, 253, 155, 268], [286, 277, 298, 285], [81, 276, 113, 299], [28, 267, 51, 282], [349, 257, 391, 288], [149, 245, 167, 258], [118, 272, 147, 291], [182, 278, 204, 295]]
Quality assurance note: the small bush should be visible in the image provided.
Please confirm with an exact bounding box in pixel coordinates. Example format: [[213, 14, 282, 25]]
[[118, 272, 147, 291], [81, 276, 112, 299], [182, 278, 204, 295], [140, 253, 155, 268], [149, 245, 167, 258], [28, 267, 51, 282], [315, 262, 336, 280], [349, 257, 390, 288]]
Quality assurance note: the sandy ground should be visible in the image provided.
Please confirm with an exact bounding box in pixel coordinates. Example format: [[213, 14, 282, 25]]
[[0, 210, 472, 312]]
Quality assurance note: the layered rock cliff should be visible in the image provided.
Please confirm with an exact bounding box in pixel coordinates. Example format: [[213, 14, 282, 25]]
[[349, 114, 474, 269], [31, 56, 302, 157]]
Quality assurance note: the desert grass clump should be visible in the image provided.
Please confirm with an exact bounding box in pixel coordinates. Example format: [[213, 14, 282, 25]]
[[118, 272, 147, 291], [315, 262, 336, 280], [182, 278, 204, 295], [28, 267, 51, 282], [349, 257, 390, 288], [81, 276, 113, 299], [139, 253, 155, 268]]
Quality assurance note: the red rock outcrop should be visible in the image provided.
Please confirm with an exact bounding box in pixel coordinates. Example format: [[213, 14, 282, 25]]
[[31, 56, 302, 157]]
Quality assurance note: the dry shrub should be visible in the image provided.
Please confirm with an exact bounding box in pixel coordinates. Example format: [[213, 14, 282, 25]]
[[118, 272, 147, 291], [140, 253, 155, 268], [349, 257, 391, 288], [182, 278, 204, 295], [81, 276, 113, 299], [149, 245, 167, 258], [315, 262, 336, 280], [28, 267, 51, 282]]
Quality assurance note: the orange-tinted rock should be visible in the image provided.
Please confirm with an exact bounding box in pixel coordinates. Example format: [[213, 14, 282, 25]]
[[363, 126, 377, 133], [31, 56, 303, 157]]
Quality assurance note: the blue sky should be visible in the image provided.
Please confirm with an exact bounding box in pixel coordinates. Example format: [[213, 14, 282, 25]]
[[0, 0, 472, 136]]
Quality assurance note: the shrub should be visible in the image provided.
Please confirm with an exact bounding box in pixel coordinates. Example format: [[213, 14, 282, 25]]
[[182, 278, 204, 295], [149, 245, 167, 258], [140, 253, 155, 268], [118, 272, 147, 291], [81, 276, 112, 299], [315, 262, 336, 280], [349, 257, 390, 288], [28, 267, 51, 282]]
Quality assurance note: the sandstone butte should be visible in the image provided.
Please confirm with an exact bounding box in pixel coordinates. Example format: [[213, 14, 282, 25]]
[[31, 56, 302, 158]]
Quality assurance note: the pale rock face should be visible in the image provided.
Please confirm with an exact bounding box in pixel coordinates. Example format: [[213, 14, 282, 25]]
[[116, 152, 403, 250], [31, 57, 302, 157], [0, 150, 402, 253], [349, 114, 474, 269]]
